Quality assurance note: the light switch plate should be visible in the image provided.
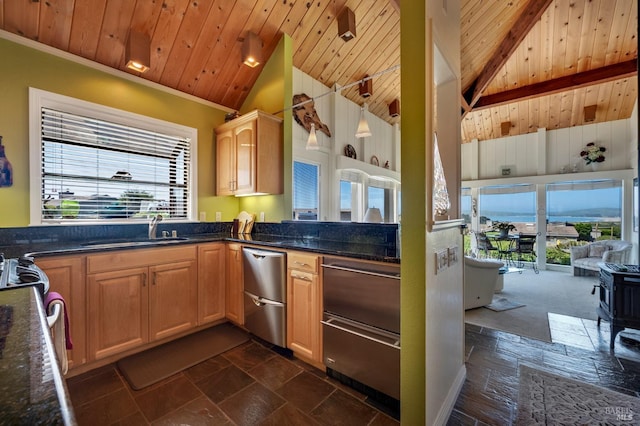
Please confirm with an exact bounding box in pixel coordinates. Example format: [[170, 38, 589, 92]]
[[435, 249, 448, 274], [215, 212, 222, 221], [199, 211, 206, 221], [448, 246, 459, 265], [259, 212, 265, 222]]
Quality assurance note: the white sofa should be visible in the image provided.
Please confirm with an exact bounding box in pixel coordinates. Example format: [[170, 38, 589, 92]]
[[464, 256, 504, 310], [570, 240, 632, 276]]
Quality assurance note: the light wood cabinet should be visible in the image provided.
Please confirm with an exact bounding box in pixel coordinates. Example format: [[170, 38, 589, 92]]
[[198, 243, 226, 324], [215, 110, 283, 196], [225, 243, 244, 325], [86, 246, 197, 361], [286, 251, 322, 364], [36, 255, 87, 370]]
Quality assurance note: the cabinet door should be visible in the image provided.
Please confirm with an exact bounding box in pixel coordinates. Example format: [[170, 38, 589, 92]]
[[225, 244, 244, 325], [88, 268, 148, 360], [287, 269, 320, 362], [198, 243, 226, 324], [216, 128, 235, 195], [149, 260, 198, 341], [37, 255, 86, 369], [234, 120, 256, 194]]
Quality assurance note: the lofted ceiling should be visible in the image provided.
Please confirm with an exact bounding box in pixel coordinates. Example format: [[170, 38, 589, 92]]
[[0, 0, 636, 144]]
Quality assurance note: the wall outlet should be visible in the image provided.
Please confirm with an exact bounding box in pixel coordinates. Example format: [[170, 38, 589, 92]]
[[199, 211, 206, 222], [259, 212, 265, 222], [215, 212, 222, 221]]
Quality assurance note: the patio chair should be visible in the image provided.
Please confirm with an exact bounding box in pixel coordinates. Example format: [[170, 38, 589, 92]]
[[475, 232, 499, 259], [513, 234, 539, 274]]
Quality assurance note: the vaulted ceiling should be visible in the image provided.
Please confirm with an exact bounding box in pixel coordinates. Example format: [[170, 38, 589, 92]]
[[0, 0, 636, 143]]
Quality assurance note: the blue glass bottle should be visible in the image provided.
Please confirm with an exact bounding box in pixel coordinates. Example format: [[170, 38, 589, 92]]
[[0, 136, 13, 187]]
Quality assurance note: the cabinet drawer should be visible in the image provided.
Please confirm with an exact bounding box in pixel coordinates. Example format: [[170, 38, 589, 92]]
[[87, 245, 197, 274], [287, 252, 319, 274]]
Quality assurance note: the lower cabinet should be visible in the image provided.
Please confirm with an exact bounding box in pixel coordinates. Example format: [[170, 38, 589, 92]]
[[225, 243, 244, 325], [86, 246, 198, 361], [36, 255, 87, 369], [286, 251, 322, 364], [198, 243, 226, 324]]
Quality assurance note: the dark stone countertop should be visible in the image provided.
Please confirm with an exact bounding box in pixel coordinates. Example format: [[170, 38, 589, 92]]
[[0, 286, 75, 425], [20, 233, 399, 264]]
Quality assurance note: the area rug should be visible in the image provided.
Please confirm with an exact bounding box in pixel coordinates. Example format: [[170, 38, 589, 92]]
[[516, 364, 640, 425], [117, 323, 249, 390], [485, 296, 525, 311]]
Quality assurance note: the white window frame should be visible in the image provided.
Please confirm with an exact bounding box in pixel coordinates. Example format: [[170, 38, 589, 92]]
[[28, 88, 198, 225]]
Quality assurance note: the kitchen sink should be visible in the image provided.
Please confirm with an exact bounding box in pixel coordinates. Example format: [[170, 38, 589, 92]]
[[82, 237, 190, 250]]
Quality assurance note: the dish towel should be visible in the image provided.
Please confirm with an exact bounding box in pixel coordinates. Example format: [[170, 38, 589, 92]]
[[44, 292, 72, 375]]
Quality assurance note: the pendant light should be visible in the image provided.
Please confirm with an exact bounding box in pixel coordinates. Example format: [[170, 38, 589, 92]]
[[242, 32, 263, 68], [125, 31, 151, 73], [355, 103, 372, 138], [306, 123, 320, 150]]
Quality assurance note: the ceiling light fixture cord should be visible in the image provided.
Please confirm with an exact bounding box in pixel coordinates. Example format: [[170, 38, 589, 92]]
[[274, 64, 400, 114]]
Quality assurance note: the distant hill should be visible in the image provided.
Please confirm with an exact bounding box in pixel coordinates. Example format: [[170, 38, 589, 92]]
[[482, 208, 620, 218]]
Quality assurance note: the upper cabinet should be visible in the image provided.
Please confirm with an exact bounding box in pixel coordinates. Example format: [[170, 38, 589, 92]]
[[215, 110, 283, 196]]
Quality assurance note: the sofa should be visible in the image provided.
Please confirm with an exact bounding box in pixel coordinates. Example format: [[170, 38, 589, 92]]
[[570, 240, 632, 276], [464, 256, 504, 310]]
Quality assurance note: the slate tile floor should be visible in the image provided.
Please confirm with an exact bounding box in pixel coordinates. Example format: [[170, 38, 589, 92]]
[[67, 338, 400, 425], [450, 316, 640, 425], [67, 316, 640, 425]]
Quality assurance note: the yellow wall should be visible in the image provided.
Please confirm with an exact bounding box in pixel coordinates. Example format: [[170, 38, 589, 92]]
[[0, 34, 294, 226], [239, 35, 293, 222]]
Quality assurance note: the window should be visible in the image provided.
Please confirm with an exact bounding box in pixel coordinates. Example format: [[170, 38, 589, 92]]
[[293, 161, 319, 220], [478, 184, 536, 233], [340, 180, 353, 221], [461, 187, 472, 225], [30, 89, 197, 224], [547, 180, 622, 241]]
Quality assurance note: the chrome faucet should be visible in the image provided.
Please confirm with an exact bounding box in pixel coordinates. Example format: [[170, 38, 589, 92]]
[[148, 214, 163, 239]]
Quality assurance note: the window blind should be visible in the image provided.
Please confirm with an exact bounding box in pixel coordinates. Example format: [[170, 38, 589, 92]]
[[40, 107, 191, 222]]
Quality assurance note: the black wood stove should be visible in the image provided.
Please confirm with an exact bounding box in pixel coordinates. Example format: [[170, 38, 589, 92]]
[[596, 263, 640, 349]]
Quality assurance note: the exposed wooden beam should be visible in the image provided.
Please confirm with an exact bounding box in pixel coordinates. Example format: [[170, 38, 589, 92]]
[[472, 60, 638, 111], [463, 0, 553, 108]]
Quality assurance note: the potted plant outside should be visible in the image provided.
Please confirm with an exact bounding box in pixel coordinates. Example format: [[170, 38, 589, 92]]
[[492, 221, 517, 238]]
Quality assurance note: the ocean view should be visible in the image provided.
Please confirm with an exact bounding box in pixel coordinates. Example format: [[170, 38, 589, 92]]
[[484, 215, 620, 224]]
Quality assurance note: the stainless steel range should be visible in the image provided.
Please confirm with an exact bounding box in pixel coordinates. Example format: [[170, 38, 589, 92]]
[[0, 254, 50, 300], [321, 256, 400, 402]]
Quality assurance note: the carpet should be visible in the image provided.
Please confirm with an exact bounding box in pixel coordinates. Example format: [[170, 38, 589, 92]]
[[117, 323, 249, 390], [485, 296, 525, 311], [465, 269, 599, 342], [516, 364, 640, 425]]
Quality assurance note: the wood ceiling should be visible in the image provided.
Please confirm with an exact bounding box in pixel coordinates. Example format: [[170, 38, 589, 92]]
[[0, 0, 636, 144]]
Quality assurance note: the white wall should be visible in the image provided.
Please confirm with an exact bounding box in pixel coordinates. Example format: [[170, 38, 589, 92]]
[[292, 68, 399, 221], [462, 119, 633, 181]]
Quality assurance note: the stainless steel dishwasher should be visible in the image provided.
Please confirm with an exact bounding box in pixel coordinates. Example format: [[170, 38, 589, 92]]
[[321, 256, 401, 401], [242, 247, 287, 347]]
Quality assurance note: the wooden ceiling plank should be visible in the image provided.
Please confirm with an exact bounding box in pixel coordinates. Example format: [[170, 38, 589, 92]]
[[0, 0, 4, 28], [94, 0, 137, 69], [606, 78, 628, 122], [306, 0, 387, 87], [319, 2, 396, 89], [221, 0, 293, 107], [184, 1, 247, 100], [590, 0, 616, 69], [67, 0, 106, 59], [576, 0, 598, 73], [158, 0, 216, 90], [549, 0, 570, 79], [527, 96, 540, 133], [619, 77, 638, 117], [474, 59, 638, 110], [37, 0, 74, 50], [141, 0, 191, 82], [605, 0, 636, 66], [294, 0, 354, 74], [3, 0, 40, 40], [562, 0, 586, 79], [464, 0, 554, 107], [198, 2, 255, 103], [125, 0, 165, 75], [557, 87, 575, 130], [569, 86, 586, 127], [177, 0, 242, 95]]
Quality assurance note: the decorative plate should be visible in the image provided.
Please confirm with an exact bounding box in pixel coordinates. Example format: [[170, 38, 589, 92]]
[[370, 155, 379, 166], [344, 144, 357, 159]]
